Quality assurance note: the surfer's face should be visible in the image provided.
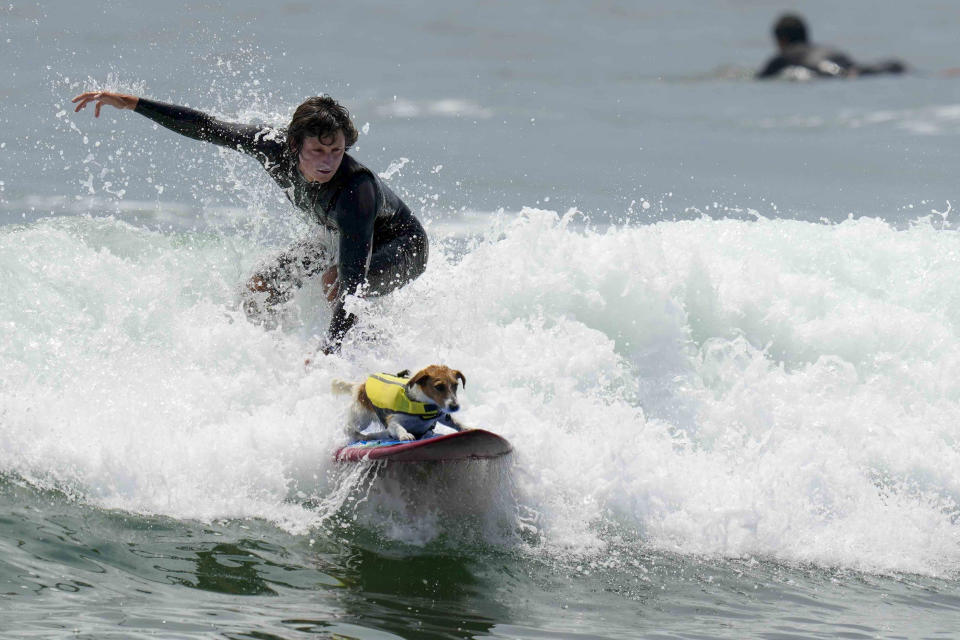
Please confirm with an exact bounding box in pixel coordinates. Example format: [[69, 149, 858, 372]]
[[298, 132, 345, 184]]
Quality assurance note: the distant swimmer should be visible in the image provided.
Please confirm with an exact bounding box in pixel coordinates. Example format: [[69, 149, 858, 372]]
[[757, 13, 906, 80], [71, 91, 428, 354]]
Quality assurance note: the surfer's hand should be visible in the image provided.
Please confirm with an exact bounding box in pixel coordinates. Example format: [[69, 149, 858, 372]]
[[318, 339, 340, 356], [321, 266, 339, 303], [71, 91, 139, 118], [304, 339, 339, 365]]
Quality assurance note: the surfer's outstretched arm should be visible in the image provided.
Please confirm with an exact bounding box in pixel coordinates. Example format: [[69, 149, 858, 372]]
[[71, 90, 280, 160]]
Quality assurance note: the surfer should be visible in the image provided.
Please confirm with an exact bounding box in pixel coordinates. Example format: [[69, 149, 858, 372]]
[[70, 91, 428, 354], [757, 14, 906, 80]]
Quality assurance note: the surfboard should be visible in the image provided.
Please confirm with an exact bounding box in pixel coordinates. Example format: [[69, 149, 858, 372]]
[[334, 429, 512, 463]]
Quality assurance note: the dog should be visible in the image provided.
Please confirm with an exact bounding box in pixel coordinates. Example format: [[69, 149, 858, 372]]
[[332, 365, 470, 442]]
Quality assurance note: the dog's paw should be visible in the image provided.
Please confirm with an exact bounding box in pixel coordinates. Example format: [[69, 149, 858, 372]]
[[392, 427, 416, 441]]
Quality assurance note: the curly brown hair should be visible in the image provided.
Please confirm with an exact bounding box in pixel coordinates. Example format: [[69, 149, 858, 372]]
[[287, 95, 359, 156]]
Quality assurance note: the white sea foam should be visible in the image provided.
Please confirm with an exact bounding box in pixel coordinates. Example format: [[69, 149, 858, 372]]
[[1, 208, 959, 576], [375, 98, 493, 120], [755, 103, 960, 136]]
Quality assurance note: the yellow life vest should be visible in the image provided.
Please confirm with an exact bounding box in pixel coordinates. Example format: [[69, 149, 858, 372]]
[[365, 373, 440, 420]]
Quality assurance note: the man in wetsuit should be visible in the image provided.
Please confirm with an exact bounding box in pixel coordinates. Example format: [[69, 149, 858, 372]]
[[71, 91, 427, 354], [757, 14, 905, 80]]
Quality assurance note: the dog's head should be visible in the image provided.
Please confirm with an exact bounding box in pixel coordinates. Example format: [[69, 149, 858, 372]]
[[406, 365, 466, 412]]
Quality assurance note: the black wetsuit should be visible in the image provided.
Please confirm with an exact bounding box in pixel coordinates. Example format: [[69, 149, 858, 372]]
[[757, 43, 905, 79], [134, 98, 428, 349]]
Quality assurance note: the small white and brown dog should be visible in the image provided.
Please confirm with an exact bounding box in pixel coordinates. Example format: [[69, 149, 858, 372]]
[[332, 365, 470, 442]]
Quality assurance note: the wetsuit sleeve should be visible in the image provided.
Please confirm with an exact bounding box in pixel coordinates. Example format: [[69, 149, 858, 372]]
[[326, 174, 379, 347], [134, 97, 284, 164], [856, 59, 906, 76], [757, 55, 787, 79]]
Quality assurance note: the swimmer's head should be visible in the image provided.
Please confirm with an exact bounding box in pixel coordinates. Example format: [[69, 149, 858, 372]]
[[773, 13, 808, 48], [287, 95, 359, 158]]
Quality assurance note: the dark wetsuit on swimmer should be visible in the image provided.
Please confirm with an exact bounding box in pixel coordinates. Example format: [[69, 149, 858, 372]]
[[133, 98, 428, 348], [757, 43, 905, 80]]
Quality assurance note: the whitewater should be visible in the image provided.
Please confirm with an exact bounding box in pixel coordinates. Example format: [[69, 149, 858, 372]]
[[3, 203, 959, 581]]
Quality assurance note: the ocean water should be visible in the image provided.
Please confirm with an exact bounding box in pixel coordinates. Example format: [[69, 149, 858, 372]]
[[3, 1, 960, 638]]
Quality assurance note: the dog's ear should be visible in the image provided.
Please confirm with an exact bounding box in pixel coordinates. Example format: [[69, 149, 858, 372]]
[[454, 370, 466, 387], [409, 371, 430, 387]]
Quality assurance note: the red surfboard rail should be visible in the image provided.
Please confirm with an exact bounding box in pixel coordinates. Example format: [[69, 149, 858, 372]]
[[334, 429, 512, 463]]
